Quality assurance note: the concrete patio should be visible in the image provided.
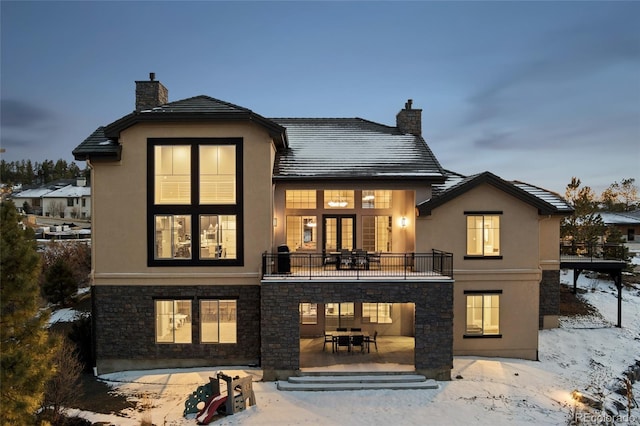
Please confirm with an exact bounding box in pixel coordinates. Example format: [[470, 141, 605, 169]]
[[299, 336, 416, 371]]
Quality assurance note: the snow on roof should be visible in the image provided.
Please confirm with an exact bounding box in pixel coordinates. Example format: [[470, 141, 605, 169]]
[[272, 118, 445, 180], [12, 187, 55, 198], [42, 184, 91, 198], [598, 211, 640, 225]]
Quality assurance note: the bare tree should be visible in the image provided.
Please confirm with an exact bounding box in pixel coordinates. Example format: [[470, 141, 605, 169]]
[[40, 338, 84, 424]]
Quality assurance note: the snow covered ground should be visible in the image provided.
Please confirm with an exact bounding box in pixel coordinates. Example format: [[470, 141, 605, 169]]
[[59, 266, 640, 426]]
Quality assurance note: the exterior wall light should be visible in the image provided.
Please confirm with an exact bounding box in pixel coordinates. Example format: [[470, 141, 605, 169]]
[[400, 217, 408, 228]]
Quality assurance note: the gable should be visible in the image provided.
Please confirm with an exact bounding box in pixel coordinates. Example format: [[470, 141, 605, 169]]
[[417, 171, 573, 216]]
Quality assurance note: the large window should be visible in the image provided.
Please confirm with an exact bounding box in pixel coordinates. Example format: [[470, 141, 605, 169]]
[[466, 214, 501, 257], [362, 303, 393, 323], [325, 303, 354, 320], [299, 303, 317, 324], [465, 292, 501, 336], [200, 300, 237, 343], [362, 190, 392, 209], [155, 300, 192, 343], [362, 216, 392, 252], [148, 139, 242, 266], [286, 190, 316, 209], [286, 216, 317, 251], [324, 190, 354, 209]]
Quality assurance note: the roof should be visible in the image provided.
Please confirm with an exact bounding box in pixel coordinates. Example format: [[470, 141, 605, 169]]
[[271, 118, 446, 181], [598, 211, 640, 225], [417, 171, 574, 216], [12, 187, 56, 198], [72, 127, 121, 161], [42, 184, 91, 198], [73, 96, 287, 161]]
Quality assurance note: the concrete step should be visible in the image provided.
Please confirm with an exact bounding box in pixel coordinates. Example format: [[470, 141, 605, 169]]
[[277, 374, 439, 391]]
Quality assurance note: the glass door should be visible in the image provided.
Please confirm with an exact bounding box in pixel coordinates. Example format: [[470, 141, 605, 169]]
[[323, 215, 355, 252]]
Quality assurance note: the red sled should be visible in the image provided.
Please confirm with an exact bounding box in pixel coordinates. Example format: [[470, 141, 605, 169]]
[[196, 393, 228, 425]]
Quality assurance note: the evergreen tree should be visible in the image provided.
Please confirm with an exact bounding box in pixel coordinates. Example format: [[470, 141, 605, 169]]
[[0, 200, 58, 425], [561, 177, 606, 244], [43, 258, 77, 306]]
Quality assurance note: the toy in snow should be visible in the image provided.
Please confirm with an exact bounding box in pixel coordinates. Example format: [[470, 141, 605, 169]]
[[184, 371, 256, 425]]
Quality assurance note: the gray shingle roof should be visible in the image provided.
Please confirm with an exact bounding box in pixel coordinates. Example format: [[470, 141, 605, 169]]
[[418, 171, 574, 216], [272, 118, 446, 181], [73, 96, 287, 161], [72, 127, 121, 161]]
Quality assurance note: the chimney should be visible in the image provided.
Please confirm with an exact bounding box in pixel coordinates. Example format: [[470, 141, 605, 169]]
[[76, 176, 86, 187], [135, 72, 168, 111], [395, 99, 422, 136]]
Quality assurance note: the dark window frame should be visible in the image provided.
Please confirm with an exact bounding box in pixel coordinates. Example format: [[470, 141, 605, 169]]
[[147, 138, 244, 267], [464, 211, 503, 259], [463, 290, 502, 338]]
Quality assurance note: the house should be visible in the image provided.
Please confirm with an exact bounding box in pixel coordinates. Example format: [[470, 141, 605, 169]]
[[598, 210, 640, 242], [42, 177, 91, 219], [11, 177, 91, 218], [73, 74, 573, 380]]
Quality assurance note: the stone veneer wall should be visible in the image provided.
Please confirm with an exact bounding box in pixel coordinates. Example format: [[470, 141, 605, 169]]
[[260, 280, 453, 381], [93, 285, 260, 373], [539, 270, 560, 328]]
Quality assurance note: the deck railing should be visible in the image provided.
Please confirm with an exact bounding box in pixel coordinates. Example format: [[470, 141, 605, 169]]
[[560, 242, 627, 262], [261, 250, 453, 279]]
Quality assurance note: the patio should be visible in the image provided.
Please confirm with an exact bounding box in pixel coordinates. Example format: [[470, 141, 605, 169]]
[[299, 335, 415, 371]]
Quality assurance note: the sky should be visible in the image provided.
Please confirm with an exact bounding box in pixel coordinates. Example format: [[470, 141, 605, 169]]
[[1, 1, 639, 195]]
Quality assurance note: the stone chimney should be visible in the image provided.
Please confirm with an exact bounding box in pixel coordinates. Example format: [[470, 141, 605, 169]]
[[135, 72, 168, 111], [395, 99, 422, 136]]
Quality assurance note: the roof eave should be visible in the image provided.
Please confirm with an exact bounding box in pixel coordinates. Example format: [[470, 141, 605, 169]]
[[103, 111, 287, 149]]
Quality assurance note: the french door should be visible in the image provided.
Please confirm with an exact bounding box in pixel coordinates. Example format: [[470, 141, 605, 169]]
[[323, 215, 355, 252]]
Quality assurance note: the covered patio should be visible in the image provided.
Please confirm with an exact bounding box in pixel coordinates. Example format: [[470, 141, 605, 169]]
[[299, 335, 415, 370]]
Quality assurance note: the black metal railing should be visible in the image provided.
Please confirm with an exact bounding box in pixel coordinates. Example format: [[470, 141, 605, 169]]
[[261, 250, 453, 279], [560, 242, 627, 262]]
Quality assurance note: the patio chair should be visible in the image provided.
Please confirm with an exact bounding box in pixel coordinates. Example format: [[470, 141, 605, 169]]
[[323, 250, 338, 270], [336, 327, 347, 332], [335, 335, 351, 353], [351, 334, 365, 353], [364, 330, 378, 353], [354, 249, 368, 269], [339, 249, 353, 269], [350, 328, 361, 332], [323, 332, 334, 352]]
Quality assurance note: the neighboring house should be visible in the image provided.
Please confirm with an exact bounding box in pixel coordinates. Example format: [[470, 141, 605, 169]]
[[42, 177, 91, 219], [598, 210, 640, 242], [73, 75, 573, 379], [11, 177, 91, 218]]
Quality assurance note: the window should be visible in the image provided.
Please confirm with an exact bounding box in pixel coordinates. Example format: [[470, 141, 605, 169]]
[[362, 216, 392, 252], [286, 190, 316, 209], [466, 214, 500, 257], [465, 292, 500, 336], [324, 190, 354, 209], [155, 300, 192, 343], [155, 215, 192, 259], [362, 190, 392, 209], [286, 216, 317, 251], [148, 139, 242, 266], [362, 303, 393, 323], [325, 303, 354, 320], [67, 198, 74, 207], [299, 303, 317, 324], [199, 215, 236, 259], [200, 300, 237, 343]]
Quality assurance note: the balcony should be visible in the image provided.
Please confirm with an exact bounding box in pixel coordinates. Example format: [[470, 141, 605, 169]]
[[261, 250, 453, 280], [560, 242, 627, 263]]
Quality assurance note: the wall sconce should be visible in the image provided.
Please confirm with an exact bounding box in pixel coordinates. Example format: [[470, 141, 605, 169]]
[[273, 218, 277, 227], [400, 217, 408, 228]]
